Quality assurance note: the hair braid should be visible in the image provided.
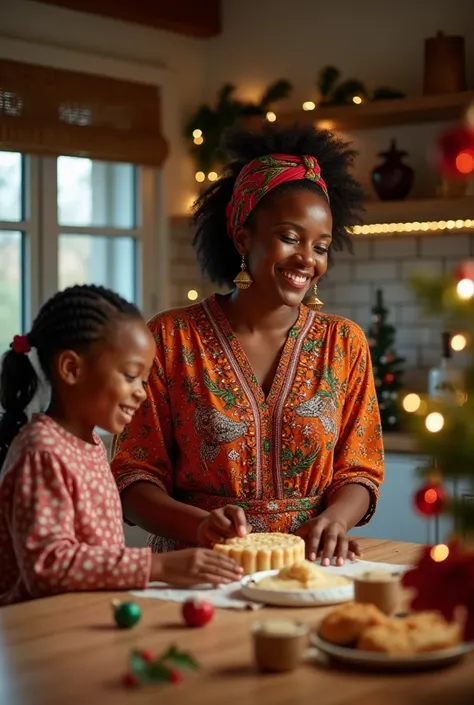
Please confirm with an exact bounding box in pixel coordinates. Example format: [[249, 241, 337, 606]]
[[0, 284, 142, 467]]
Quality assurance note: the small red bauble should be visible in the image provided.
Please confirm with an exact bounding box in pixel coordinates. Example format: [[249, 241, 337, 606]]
[[434, 124, 474, 180], [122, 672, 140, 688], [384, 373, 395, 384], [182, 598, 215, 628], [413, 483, 446, 517], [139, 649, 155, 663], [169, 669, 182, 684], [457, 260, 474, 284]]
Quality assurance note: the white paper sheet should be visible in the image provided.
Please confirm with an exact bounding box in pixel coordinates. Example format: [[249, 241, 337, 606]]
[[130, 559, 409, 610]]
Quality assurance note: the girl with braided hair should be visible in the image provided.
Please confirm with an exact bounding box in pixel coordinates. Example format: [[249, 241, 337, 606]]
[[0, 284, 242, 605]]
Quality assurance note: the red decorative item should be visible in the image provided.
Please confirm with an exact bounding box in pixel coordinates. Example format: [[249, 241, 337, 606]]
[[139, 650, 155, 663], [402, 541, 474, 641], [457, 260, 474, 283], [384, 372, 395, 384], [10, 334, 31, 354], [182, 598, 215, 628], [169, 669, 182, 684], [434, 123, 474, 180], [122, 672, 140, 688], [413, 482, 446, 517]]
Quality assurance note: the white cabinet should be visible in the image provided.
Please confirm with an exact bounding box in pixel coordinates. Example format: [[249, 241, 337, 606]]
[[352, 453, 443, 545]]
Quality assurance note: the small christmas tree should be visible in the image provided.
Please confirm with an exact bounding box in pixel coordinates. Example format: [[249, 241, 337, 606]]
[[366, 288, 405, 431], [401, 260, 474, 641]]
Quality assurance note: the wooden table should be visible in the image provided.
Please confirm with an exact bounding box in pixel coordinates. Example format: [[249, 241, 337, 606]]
[[1, 538, 472, 705]]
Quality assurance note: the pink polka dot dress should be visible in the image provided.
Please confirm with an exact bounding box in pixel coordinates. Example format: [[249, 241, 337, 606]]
[[0, 414, 151, 605]]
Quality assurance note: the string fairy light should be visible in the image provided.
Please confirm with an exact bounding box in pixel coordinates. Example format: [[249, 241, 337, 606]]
[[351, 219, 474, 236]]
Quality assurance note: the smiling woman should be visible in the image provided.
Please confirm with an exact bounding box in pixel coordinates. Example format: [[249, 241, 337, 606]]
[[111, 125, 385, 566]]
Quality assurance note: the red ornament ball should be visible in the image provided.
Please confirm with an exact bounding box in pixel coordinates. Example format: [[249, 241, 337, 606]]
[[457, 260, 474, 284], [139, 649, 155, 663], [434, 124, 474, 180], [413, 483, 446, 517], [169, 669, 182, 685], [122, 672, 140, 688], [182, 598, 215, 628], [384, 373, 395, 384]]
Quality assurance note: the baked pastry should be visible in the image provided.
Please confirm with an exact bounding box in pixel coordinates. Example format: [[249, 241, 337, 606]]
[[318, 602, 388, 646], [254, 560, 351, 591], [213, 532, 305, 575], [320, 603, 463, 654], [402, 613, 461, 652], [357, 624, 413, 654]]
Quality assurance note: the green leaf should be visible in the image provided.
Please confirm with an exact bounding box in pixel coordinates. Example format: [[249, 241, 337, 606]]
[[147, 662, 172, 682], [129, 651, 149, 679], [259, 79, 293, 108], [317, 65, 340, 99], [163, 646, 199, 671]]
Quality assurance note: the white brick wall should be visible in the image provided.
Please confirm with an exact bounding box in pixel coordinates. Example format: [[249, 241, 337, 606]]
[[169, 219, 474, 385], [321, 233, 474, 386]]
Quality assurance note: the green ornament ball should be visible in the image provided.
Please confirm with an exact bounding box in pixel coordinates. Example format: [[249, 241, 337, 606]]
[[112, 600, 142, 629]]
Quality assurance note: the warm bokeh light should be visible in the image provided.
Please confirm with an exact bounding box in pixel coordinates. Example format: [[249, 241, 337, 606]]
[[316, 120, 335, 130], [455, 151, 474, 175], [430, 544, 450, 562], [352, 96, 363, 104], [425, 412, 445, 433], [187, 289, 199, 301], [451, 333, 467, 352], [302, 101, 316, 111], [352, 219, 473, 236], [193, 136, 204, 145], [208, 171, 218, 182], [457, 278, 474, 299], [195, 171, 205, 183], [266, 111, 277, 122], [192, 129, 202, 138], [402, 393, 422, 413]]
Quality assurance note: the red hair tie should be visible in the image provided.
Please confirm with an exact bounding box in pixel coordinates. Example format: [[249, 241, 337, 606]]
[[10, 334, 31, 354]]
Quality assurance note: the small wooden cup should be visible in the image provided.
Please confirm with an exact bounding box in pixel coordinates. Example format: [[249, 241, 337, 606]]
[[353, 570, 402, 616], [252, 620, 309, 673]]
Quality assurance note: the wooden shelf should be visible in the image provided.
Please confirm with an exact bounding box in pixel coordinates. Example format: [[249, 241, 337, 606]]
[[362, 196, 474, 225], [247, 91, 474, 132]]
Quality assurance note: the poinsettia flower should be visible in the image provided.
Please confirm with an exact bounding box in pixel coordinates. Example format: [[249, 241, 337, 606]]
[[402, 542, 474, 637]]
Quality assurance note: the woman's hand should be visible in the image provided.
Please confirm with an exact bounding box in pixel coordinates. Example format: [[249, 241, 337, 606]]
[[197, 505, 250, 547], [150, 549, 243, 587], [295, 516, 361, 566]]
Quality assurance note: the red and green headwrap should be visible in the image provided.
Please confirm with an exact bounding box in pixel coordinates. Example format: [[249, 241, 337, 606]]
[[226, 153, 329, 238]]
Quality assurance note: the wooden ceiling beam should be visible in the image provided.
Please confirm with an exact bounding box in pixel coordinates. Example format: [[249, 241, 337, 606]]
[[31, 0, 222, 38]]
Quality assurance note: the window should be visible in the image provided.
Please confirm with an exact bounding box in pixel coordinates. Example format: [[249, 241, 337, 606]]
[[56, 157, 138, 301], [0, 152, 25, 354], [0, 152, 159, 358]]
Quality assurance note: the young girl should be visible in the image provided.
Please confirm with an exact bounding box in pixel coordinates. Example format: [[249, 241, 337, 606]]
[[0, 284, 242, 605]]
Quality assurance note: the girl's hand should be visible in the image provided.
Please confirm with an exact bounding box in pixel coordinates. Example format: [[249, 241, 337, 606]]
[[295, 516, 361, 566], [150, 549, 243, 586], [197, 505, 250, 547]]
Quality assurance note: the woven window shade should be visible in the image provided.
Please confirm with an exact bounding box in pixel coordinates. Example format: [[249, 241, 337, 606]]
[[0, 59, 169, 166]]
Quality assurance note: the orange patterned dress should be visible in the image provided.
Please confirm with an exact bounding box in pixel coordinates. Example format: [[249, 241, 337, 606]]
[[111, 295, 384, 552]]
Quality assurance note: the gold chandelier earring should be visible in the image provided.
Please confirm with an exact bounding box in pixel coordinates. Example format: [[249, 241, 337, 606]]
[[233, 255, 253, 290], [306, 281, 324, 311]]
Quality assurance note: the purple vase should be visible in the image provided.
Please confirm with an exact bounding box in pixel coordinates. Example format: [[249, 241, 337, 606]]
[[371, 140, 414, 201]]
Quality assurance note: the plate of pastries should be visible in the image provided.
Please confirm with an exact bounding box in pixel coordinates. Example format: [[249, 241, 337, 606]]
[[312, 602, 473, 671]]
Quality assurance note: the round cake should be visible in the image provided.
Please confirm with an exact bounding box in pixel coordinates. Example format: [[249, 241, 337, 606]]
[[213, 533, 306, 575]]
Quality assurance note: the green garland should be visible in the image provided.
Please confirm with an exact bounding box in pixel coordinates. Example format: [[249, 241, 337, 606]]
[[317, 65, 405, 106], [185, 80, 293, 175]]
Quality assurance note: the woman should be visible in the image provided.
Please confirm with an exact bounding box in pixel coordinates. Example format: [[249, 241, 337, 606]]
[[112, 124, 384, 565]]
